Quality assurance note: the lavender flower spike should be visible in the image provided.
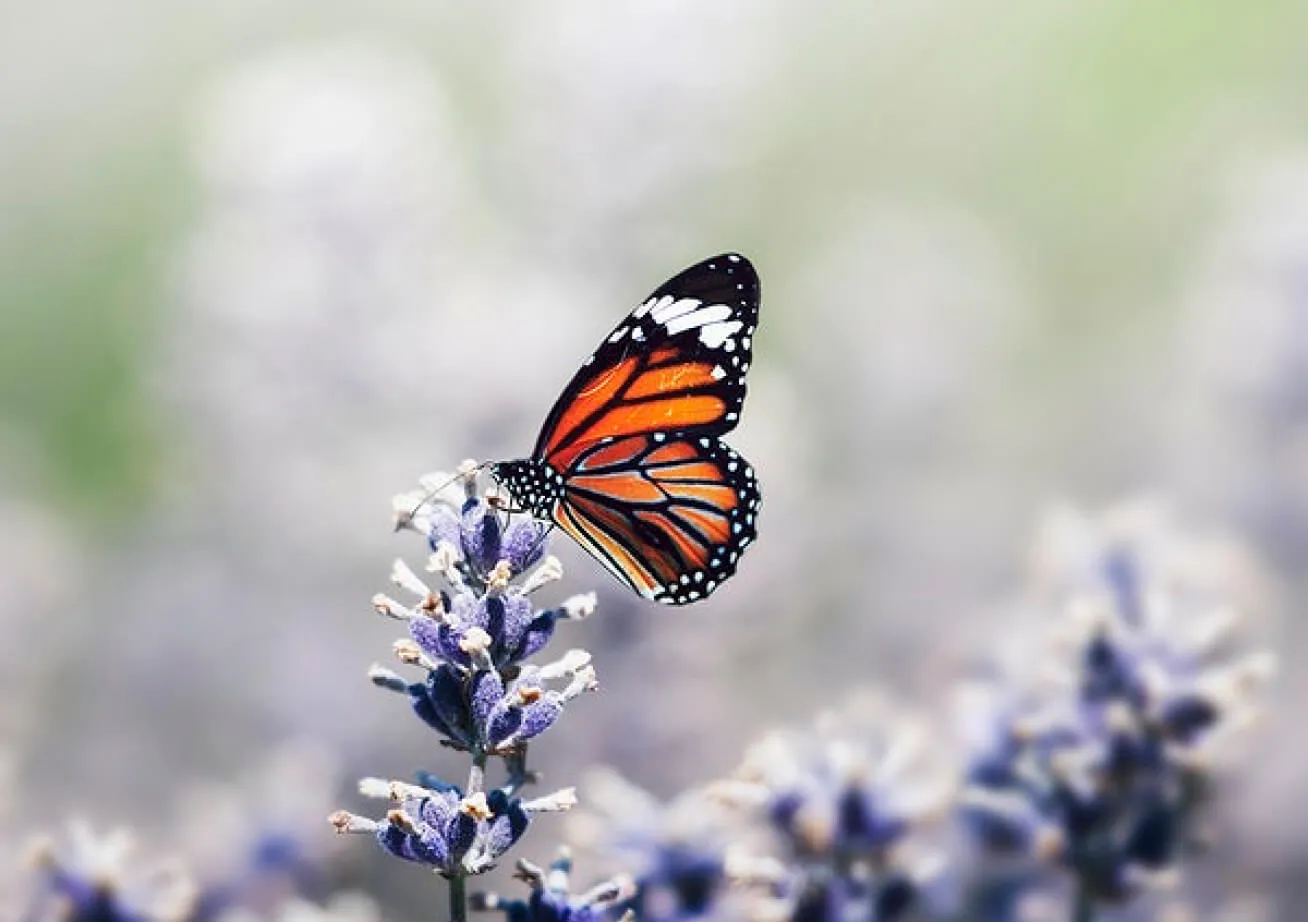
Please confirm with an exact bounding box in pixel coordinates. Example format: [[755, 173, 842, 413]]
[[333, 465, 602, 921]]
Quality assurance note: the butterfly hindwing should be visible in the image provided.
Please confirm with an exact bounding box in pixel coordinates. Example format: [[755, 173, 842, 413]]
[[550, 433, 760, 604], [533, 253, 759, 472]]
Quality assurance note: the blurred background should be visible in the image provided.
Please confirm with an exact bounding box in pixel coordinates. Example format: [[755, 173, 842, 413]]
[[3, 0, 1308, 917]]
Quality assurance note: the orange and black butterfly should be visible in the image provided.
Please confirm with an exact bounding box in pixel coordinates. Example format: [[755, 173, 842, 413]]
[[491, 253, 761, 604]]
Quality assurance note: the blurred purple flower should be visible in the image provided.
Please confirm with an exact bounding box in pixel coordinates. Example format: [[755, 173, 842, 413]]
[[23, 823, 197, 922], [472, 850, 635, 922], [716, 693, 953, 922], [567, 769, 745, 922], [173, 741, 348, 921], [957, 502, 1275, 911]]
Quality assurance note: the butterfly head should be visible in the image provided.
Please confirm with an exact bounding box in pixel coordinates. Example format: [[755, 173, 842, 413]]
[[489, 457, 562, 520]]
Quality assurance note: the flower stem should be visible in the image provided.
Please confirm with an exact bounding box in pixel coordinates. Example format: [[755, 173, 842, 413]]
[[467, 749, 488, 795], [449, 872, 468, 922], [1072, 880, 1094, 922]]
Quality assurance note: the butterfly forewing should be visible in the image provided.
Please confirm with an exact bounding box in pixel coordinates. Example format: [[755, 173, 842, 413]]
[[551, 434, 760, 604], [533, 253, 759, 470]]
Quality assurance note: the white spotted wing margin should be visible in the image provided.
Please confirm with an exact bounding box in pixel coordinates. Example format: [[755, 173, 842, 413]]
[[530, 253, 760, 459]]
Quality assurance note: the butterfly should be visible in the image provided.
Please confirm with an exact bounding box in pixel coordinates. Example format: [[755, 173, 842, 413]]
[[491, 253, 761, 604]]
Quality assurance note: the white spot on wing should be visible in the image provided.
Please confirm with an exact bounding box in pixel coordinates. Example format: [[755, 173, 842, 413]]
[[608, 327, 628, 343], [710, 365, 726, 380], [699, 320, 743, 349], [664, 303, 732, 335], [634, 295, 670, 319], [650, 297, 701, 324]]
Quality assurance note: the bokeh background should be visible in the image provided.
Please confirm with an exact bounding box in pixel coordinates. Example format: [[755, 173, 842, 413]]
[[3, 0, 1308, 918]]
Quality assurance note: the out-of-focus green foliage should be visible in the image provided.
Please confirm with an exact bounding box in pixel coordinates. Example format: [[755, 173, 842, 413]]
[[0, 136, 185, 515]]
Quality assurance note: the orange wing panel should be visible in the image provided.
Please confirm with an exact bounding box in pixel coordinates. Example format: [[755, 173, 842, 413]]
[[575, 435, 648, 472], [649, 461, 724, 483], [646, 347, 679, 364], [672, 504, 732, 545], [626, 363, 719, 399], [555, 500, 658, 595], [567, 470, 666, 504], [661, 481, 738, 509], [568, 495, 681, 584], [578, 396, 726, 447], [646, 442, 700, 465], [635, 510, 710, 569], [541, 357, 639, 462]]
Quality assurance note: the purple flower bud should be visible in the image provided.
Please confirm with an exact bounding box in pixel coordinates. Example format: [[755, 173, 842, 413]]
[[512, 611, 559, 662], [377, 820, 448, 866], [416, 792, 457, 831], [516, 696, 563, 743], [426, 505, 462, 555], [485, 705, 523, 751], [444, 808, 478, 864], [1161, 695, 1219, 742], [461, 500, 503, 573], [482, 791, 530, 861], [379, 810, 449, 868], [434, 623, 473, 667], [470, 670, 504, 735], [416, 665, 475, 748], [408, 615, 448, 663], [494, 594, 536, 662], [503, 519, 549, 573], [836, 787, 906, 853]]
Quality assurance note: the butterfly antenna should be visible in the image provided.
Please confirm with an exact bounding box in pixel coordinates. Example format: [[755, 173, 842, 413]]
[[396, 460, 491, 531]]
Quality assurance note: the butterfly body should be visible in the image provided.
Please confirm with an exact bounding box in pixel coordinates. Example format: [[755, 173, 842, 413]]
[[491, 457, 563, 520], [492, 253, 761, 605]]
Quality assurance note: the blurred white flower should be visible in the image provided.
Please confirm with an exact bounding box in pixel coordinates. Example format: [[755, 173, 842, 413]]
[[495, 0, 782, 260], [791, 203, 1026, 430], [1173, 156, 1308, 568], [0, 497, 84, 750], [215, 892, 380, 922], [174, 42, 602, 534]]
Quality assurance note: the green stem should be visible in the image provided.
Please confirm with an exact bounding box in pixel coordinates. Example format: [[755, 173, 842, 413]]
[[449, 872, 468, 922], [467, 750, 488, 795], [1072, 880, 1094, 922]]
